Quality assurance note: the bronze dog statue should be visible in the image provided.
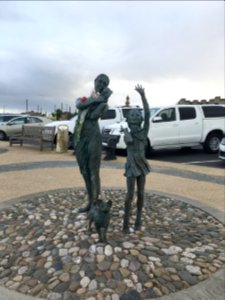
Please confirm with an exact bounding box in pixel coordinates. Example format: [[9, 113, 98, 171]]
[[88, 199, 112, 243]]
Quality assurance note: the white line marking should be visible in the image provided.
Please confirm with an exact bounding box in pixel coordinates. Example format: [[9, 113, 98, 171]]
[[185, 160, 222, 164]]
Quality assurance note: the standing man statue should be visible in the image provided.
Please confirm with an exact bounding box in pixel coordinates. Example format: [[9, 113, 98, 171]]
[[123, 84, 151, 233], [74, 74, 112, 213]]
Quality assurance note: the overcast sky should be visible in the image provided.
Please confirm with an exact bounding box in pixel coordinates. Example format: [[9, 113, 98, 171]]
[[0, 1, 224, 114]]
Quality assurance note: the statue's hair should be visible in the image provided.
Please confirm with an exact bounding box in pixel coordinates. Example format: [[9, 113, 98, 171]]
[[95, 74, 110, 86]]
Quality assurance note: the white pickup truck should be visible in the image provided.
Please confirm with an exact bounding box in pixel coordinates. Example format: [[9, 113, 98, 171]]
[[44, 106, 142, 148], [102, 105, 225, 154]]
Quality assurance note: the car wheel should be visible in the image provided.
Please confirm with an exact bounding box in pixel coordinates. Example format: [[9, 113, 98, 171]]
[[204, 132, 222, 153], [0, 130, 6, 141]]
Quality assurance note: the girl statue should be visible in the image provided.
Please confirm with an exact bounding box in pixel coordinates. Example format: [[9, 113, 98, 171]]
[[123, 84, 151, 233]]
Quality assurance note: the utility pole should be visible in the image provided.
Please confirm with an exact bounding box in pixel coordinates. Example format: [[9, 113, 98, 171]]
[[26, 99, 29, 112]]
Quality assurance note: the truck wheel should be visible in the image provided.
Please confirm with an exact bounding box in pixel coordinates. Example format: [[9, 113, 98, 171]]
[[0, 131, 6, 140], [203, 132, 222, 153]]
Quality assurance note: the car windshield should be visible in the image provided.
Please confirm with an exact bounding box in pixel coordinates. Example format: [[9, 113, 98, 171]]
[[141, 107, 160, 118], [123, 107, 160, 119], [122, 108, 142, 119], [150, 107, 160, 116]]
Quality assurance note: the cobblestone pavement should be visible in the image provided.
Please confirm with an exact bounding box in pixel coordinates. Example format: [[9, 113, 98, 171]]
[[0, 143, 224, 300], [0, 189, 225, 300]]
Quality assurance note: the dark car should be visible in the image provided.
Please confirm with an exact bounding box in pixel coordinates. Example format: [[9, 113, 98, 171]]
[[0, 114, 21, 125]]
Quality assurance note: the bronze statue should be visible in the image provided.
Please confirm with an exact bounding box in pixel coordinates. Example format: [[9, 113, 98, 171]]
[[88, 199, 112, 243], [123, 84, 151, 233], [74, 74, 112, 213]]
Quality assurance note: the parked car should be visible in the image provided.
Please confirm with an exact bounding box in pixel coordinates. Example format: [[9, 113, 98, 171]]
[[218, 137, 225, 160], [0, 115, 52, 140], [44, 106, 144, 148], [102, 107, 160, 150], [0, 114, 21, 125], [44, 115, 78, 146], [102, 104, 225, 154]]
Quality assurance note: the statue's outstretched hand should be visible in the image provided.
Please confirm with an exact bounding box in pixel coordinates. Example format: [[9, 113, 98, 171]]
[[135, 84, 145, 97]]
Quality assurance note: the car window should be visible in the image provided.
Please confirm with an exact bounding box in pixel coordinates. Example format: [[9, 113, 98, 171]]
[[122, 109, 131, 119], [28, 117, 42, 123], [179, 107, 196, 120], [202, 106, 225, 118], [155, 108, 176, 122], [5, 116, 16, 122], [9, 117, 27, 125], [0, 115, 19, 122], [101, 109, 116, 120]]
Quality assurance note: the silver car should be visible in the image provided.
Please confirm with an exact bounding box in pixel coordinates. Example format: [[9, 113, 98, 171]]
[[0, 115, 52, 140]]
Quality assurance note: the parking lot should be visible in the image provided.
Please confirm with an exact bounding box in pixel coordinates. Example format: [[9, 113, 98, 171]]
[[116, 146, 224, 169], [149, 147, 224, 169]]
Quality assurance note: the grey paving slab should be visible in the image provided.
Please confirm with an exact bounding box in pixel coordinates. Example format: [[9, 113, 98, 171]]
[[0, 160, 224, 185]]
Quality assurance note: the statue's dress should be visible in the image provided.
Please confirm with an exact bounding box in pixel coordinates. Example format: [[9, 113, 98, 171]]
[[124, 129, 151, 177], [74, 103, 106, 176]]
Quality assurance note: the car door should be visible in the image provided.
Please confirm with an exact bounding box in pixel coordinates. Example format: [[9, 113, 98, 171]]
[[150, 107, 179, 147], [178, 107, 202, 143], [6, 116, 27, 137]]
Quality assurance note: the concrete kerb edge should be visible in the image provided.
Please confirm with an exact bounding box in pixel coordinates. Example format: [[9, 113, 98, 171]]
[[0, 187, 224, 300]]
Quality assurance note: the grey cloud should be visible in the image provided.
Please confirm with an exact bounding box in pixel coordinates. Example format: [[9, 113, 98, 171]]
[[0, 1, 224, 113], [0, 2, 34, 22]]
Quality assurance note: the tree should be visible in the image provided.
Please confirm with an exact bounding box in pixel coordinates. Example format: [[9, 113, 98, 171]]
[[55, 109, 62, 120]]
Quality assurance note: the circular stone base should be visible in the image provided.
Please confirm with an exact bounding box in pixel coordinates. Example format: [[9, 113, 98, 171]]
[[0, 189, 224, 300]]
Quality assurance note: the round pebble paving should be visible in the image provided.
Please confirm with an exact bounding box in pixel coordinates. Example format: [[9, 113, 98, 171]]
[[0, 189, 224, 300]]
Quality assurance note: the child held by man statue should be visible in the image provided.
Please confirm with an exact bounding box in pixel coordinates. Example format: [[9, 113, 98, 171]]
[[123, 84, 151, 233]]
